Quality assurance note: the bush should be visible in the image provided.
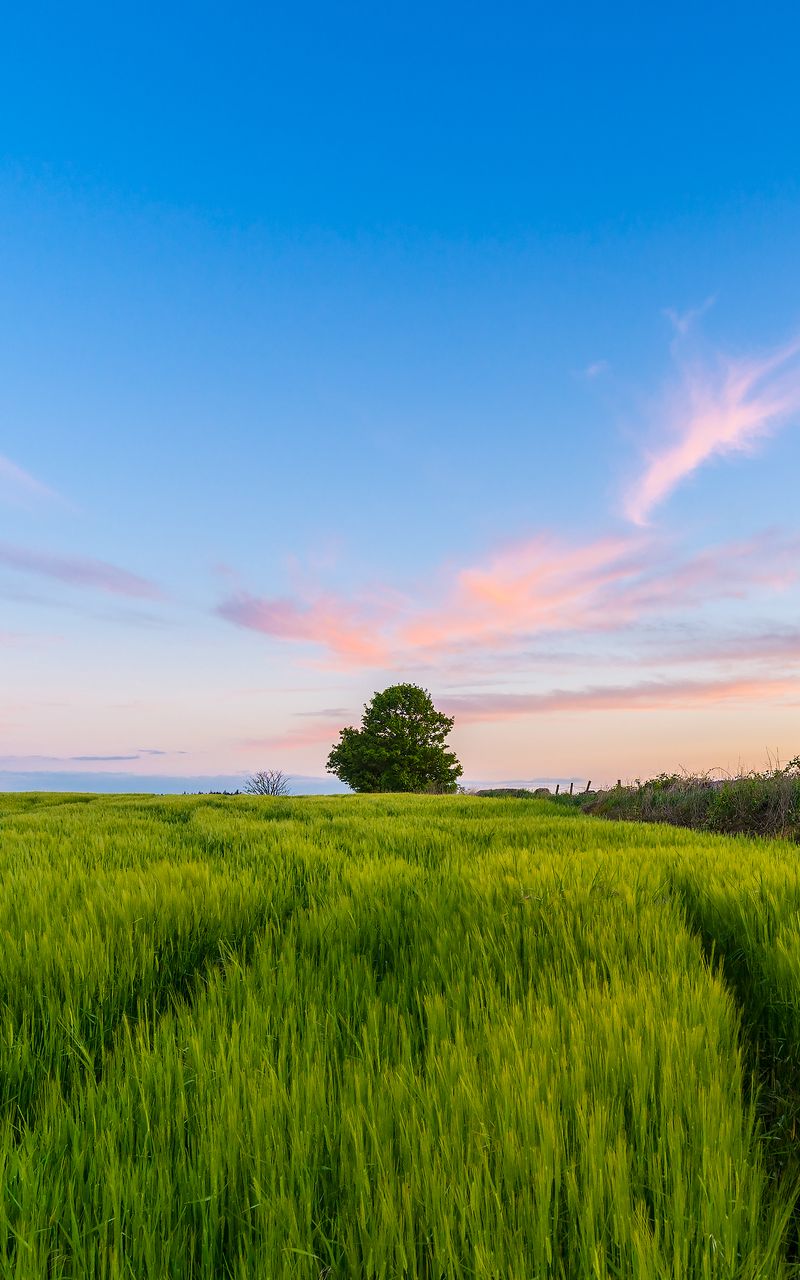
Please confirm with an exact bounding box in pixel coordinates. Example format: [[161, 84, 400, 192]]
[[586, 760, 800, 840]]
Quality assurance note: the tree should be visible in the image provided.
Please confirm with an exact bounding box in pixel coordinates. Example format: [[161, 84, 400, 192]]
[[326, 684, 462, 793], [244, 769, 290, 796]]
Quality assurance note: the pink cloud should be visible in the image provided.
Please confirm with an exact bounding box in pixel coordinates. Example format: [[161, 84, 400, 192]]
[[404, 533, 649, 651], [216, 527, 799, 671], [442, 673, 800, 722], [0, 542, 162, 599], [242, 727, 339, 753], [242, 710, 353, 753], [625, 335, 800, 524], [606, 531, 800, 616], [216, 591, 386, 663], [403, 529, 799, 662]]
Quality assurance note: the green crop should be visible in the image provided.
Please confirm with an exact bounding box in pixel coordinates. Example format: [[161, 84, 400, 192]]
[[1, 793, 799, 1277]]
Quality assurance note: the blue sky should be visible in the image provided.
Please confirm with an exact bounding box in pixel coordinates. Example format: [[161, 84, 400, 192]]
[[2, 2, 800, 791]]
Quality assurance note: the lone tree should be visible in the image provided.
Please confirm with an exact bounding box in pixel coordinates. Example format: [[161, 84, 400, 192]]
[[326, 684, 462, 793], [244, 769, 290, 797]]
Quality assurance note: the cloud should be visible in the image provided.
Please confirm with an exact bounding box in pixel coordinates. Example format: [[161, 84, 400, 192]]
[[583, 360, 609, 378], [663, 295, 716, 337], [0, 748, 182, 767], [215, 527, 799, 671], [216, 591, 387, 663], [1, 753, 156, 765], [403, 533, 646, 652], [402, 529, 799, 662], [70, 754, 141, 762], [294, 706, 350, 718], [0, 455, 59, 506], [683, 626, 800, 666], [0, 542, 163, 599], [625, 334, 800, 524], [605, 530, 800, 616], [242, 710, 353, 753], [442, 673, 800, 722]]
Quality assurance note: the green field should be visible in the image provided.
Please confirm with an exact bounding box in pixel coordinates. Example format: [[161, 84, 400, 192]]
[[3, 793, 800, 1278]]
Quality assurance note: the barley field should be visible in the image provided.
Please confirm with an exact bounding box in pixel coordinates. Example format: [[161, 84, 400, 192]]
[[2, 793, 800, 1278]]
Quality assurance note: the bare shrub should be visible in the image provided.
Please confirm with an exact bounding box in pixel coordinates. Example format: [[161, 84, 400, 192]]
[[244, 770, 291, 797]]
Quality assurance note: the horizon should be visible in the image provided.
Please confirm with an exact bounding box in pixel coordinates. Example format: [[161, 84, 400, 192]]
[[3, 3, 800, 784], [0, 768, 591, 796]]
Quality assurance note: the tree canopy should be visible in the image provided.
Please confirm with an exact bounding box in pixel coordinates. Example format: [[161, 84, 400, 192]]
[[326, 684, 463, 793]]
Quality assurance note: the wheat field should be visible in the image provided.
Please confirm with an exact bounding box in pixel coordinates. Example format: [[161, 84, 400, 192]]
[[2, 792, 800, 1278]]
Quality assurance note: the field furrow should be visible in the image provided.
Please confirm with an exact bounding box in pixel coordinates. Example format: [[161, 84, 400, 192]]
[[0, 794, 797, 1278]]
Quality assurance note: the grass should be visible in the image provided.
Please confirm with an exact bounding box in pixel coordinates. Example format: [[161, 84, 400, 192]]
[[2, 792, 800, 1276], [582, 761, 800, 840], [473, 762, 800, 841]]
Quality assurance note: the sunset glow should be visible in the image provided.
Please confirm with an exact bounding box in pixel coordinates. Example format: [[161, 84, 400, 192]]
[[2, 4, 799, 790]]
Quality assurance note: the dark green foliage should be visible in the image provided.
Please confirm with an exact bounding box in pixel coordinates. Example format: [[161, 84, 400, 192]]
[[551, 791, 599, 808], [473, 788, 539, 798], [587, 760, 800, 839], [473, 788, 598, 807], [326, 684, 463, 793]]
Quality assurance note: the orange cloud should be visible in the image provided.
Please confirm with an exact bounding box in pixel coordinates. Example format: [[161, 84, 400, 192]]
[[625, 335, 800, 524]]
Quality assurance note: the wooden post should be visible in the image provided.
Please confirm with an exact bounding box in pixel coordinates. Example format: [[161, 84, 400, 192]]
[[617, 779, 621, 789], [569, 781, 574, 796], [555, 783, 560, 795], [585, 780, 591, 793]]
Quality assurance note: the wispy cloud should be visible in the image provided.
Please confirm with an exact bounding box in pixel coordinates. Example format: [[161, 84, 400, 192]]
[[242, 718, 349, 752], [404, 530, 798, 661], [216, 591, 387, 662], [442, 673, 800, 722], [0, 542, 162, 599], [403, 533, 646, 652], [0, 455, 59, 506], [663, 295, 716, 337], [0, 749, 180, 765], [693, 626, 800, 665], [625, 334, 800, 524], [294, 706, 350, 718], [613, 622, 800, 671], [583, 359, 609, 379], [71, 754, 141, 762], [215, 528, 799, 670]]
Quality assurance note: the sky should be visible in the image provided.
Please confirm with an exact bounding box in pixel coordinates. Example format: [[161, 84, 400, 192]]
[[2, 1, 800, 792]]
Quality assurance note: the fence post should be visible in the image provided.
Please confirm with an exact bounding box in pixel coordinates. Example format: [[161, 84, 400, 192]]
[[555, 783, 560, 796], [585, 780, 591, 793], [569, 781, 574, 796]]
